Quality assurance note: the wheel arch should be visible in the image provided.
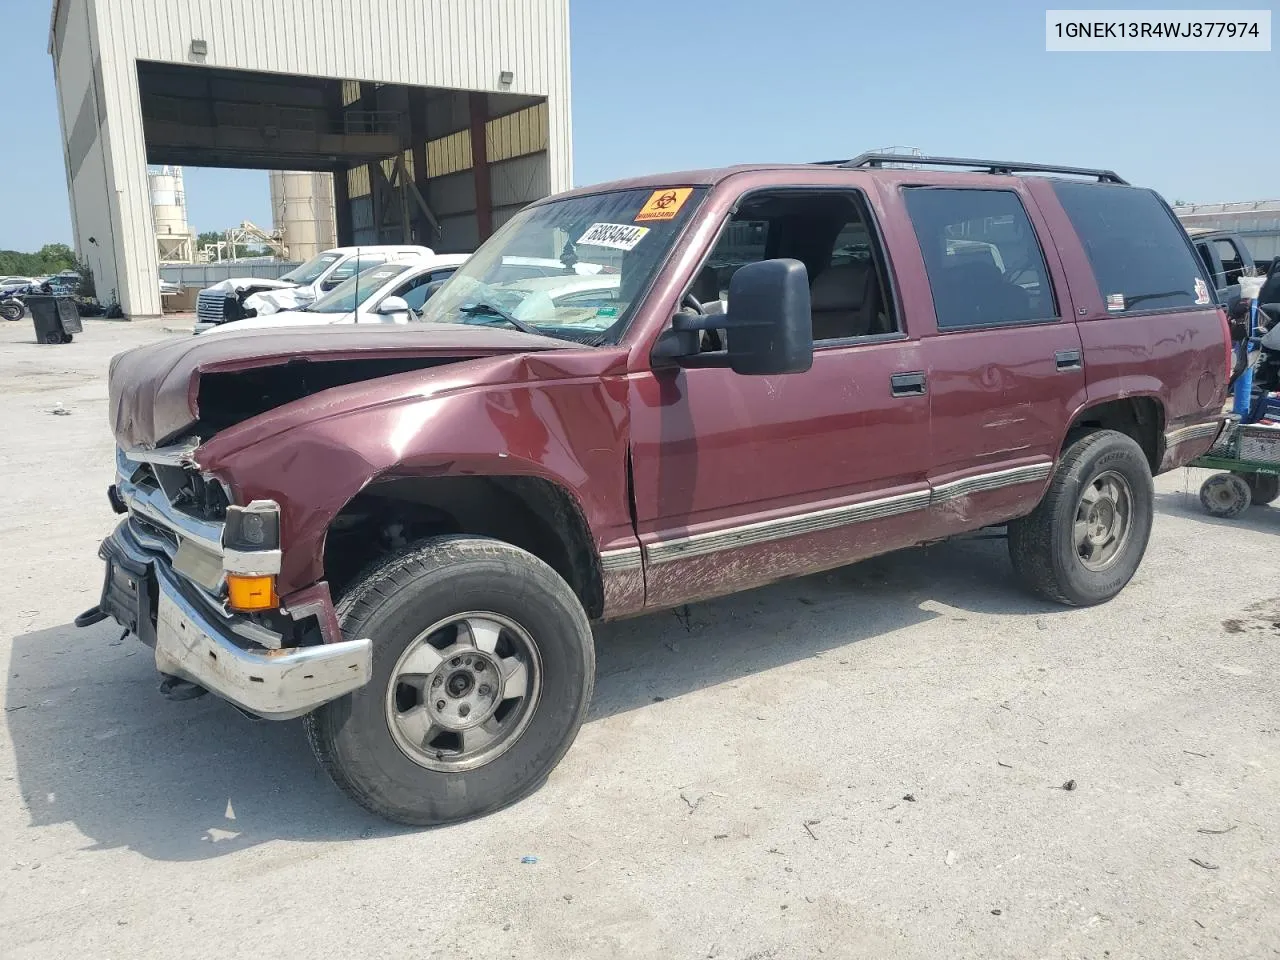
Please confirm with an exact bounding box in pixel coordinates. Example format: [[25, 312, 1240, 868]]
[[321, 471, 604, 619], [1061, 394, 1166, 474]]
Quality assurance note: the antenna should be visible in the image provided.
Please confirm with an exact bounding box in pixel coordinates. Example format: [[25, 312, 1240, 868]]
[[353, 246, 360, 319]]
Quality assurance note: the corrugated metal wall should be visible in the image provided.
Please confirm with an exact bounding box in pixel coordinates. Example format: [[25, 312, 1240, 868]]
[[52, 0, 572, 318], [50, 0, 125, 308]]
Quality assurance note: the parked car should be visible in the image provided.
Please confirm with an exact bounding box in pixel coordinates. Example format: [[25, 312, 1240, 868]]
[[1186, 228, 1263, 300], [192, 245, 436, 333], [201, 255, 469, 333], [88, 154, 1229, 826]]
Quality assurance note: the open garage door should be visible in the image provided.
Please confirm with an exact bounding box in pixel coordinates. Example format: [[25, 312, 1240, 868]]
[[137, 62, 552, 255]]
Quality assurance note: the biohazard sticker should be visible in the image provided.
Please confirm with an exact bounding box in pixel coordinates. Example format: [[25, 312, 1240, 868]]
[[635, 188, 693, 222], [577, 222, 650, 251], [1106, 293, 1126, 312], [1194, 277, 1211, 305]]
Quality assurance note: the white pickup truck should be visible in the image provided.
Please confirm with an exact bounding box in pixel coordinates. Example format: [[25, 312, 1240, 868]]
[[203, 255, 470, 332], [193, 245, 434, 333]]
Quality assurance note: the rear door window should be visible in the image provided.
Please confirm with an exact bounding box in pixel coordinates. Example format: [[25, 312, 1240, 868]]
[[904, 188, 1057, 329], [1051, 181, 1210, 312]]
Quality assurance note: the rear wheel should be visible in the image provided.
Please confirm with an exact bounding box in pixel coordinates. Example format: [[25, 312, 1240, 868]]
[[1236, 471, 1280, 506], [1008, 430, 1154, 606], [1200, 472, 1252, 517], [305, 535, 594, 826]]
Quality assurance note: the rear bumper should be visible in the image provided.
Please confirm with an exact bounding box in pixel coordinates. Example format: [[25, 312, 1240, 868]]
[[1160, 419, 1227, 471], [100, 520, 372, 720]]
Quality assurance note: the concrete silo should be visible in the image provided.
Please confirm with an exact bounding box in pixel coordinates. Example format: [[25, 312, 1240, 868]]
[[149, 165, 195, 263], [269, 171, 338, 262]]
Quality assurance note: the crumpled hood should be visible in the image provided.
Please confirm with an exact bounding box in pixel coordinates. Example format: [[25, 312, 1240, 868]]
[[244, 287, 313, 314], [109, 323, 571, 450], [202, 277, 298, 296]]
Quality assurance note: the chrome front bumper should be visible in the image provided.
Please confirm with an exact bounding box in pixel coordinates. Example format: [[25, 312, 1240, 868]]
[[103, 445, 372, 719], [102, 521, 371, 720]]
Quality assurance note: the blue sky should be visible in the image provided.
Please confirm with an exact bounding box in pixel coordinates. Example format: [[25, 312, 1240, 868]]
[[3, 0, 1276, 251]]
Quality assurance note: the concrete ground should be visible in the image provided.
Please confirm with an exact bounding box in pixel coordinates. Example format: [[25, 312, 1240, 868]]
[[1, 318, 1277, 960]]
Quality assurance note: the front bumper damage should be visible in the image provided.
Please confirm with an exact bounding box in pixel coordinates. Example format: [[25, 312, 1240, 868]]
[[92, 447, 371, 720]]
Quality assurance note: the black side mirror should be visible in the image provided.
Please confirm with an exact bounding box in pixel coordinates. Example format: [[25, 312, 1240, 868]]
[[652, 259, 813, 375]]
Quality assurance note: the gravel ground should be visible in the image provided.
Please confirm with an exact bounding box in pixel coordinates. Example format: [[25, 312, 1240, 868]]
[[1, 318, 1278, 959]]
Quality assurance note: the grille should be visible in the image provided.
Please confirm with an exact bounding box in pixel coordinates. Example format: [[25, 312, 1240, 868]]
[[196, 292, 231, 325]]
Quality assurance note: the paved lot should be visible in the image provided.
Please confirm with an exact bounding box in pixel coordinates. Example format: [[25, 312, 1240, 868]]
[[1, 318, 1278, 959]]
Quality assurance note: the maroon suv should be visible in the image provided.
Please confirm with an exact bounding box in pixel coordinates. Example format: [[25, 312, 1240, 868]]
[[89, 154, 1230, 824]]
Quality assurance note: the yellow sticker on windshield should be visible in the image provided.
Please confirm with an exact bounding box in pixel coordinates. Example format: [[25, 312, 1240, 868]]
[[636, 188, 693, 222]]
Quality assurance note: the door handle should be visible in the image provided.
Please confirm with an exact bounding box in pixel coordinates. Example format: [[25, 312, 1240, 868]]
[[1055, 349, 1082, 371], [890, 371, 927, 397]]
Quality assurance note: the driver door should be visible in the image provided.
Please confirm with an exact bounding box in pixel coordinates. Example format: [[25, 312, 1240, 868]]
[[627, 188, 934, 609]]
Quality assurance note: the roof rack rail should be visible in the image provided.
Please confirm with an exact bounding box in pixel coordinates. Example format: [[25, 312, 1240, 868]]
[[817, 152, 1128, 185]]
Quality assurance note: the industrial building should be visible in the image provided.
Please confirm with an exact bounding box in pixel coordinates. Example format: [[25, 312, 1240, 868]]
[[49, 0, 572, 318]]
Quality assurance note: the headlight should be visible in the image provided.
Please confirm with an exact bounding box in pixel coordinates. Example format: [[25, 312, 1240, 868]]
[[222, 500, 282, 612]]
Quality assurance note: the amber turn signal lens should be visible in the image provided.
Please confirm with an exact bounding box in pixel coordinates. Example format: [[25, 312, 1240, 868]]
[[226, 574, 278, 612]]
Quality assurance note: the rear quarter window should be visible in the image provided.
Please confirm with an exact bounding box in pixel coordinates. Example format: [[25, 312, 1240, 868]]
[[1051, 181, 1210, 312]]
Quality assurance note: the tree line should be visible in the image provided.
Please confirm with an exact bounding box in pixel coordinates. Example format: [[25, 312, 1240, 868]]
[[0, 243, 79, 277]]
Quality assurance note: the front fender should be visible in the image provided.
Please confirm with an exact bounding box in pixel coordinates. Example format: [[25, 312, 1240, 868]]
[[199, 375, 632, 594]]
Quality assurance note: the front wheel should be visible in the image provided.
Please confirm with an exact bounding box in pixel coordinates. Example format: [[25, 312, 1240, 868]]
[[0, 302, 23, 321], [1008, 430, 1154, 606], [305, 536, 594, 826]]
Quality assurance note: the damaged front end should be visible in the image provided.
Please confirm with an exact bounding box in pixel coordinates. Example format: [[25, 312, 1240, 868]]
[[92, 323, 585, 717], [85, 444, 371, 719]]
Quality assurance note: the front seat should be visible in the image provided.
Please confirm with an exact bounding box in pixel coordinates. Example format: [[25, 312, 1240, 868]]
[[809, 261, 873, 340]]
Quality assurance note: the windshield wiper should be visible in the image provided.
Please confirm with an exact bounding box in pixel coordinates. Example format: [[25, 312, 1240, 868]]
[[459, 301, 541, 336]]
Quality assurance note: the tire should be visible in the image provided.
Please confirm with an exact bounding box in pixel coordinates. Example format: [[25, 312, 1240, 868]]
[[305, 535, 594, 826], [1200, 472, 1252, 518], [1008, 430, 1155, 607], [0, 303, 22, 322], [1237, 471, 1280, 506]]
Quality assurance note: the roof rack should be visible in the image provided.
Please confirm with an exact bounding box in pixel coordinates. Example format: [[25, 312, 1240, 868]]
[[816, 152, 1128, 185]]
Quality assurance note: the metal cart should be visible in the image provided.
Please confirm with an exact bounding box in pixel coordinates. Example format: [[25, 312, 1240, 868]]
[[1192, 421, 1280, 517]]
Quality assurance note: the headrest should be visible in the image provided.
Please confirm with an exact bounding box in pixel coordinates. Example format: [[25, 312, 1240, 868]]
[[810, 261, 869, 311], [690, 265, 721, 304]]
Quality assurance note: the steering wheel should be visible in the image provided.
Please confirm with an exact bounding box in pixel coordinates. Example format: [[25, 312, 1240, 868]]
[[679, 292, 725, 351]]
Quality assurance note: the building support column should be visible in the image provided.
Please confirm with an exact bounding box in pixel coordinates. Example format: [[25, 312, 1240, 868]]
[[468, 92, 493, 241], [408, 87, 431, 245], [333, 165, 353, 246]]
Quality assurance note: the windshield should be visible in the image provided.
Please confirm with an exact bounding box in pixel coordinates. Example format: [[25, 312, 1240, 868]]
[[419, 186, 706, 342], [278, 252, 341, 286], [307, 263, 412, 314]]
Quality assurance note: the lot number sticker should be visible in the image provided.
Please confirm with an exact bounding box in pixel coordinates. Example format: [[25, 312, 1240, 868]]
[[635, 188, 693, 222], [577, 222, 650, 251]]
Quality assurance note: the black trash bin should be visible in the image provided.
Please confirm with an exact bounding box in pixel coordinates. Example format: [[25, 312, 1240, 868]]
[[27, 295, 83, 344]]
